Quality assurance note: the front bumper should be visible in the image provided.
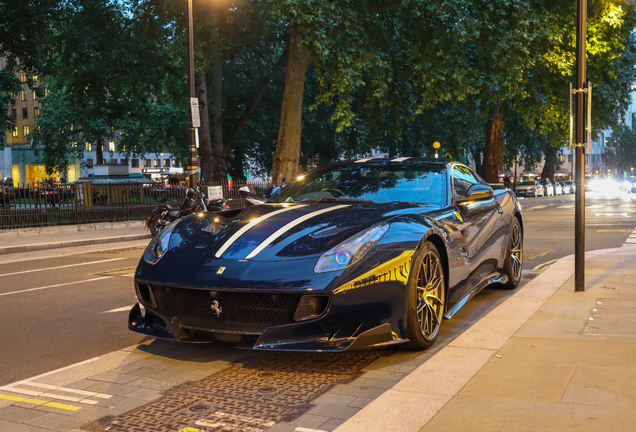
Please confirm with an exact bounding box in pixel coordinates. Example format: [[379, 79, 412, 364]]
[[129, 302, 404, 351], [128, 273, 410, 352]]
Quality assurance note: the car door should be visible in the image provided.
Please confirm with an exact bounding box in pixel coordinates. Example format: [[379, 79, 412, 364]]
[[450, 165, 501, 288]]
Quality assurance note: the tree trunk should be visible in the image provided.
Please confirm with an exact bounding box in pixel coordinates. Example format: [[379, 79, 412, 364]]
[[96, 137, 103, 165], [209, 61, 227, 181], [480, 103, 504, 183], [541, 142, 557, 181], [272, 27, 312, 184], [196, 68, 214, 182]]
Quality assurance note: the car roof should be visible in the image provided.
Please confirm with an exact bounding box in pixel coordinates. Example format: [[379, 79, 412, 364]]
[[316, 157, 458, 169]]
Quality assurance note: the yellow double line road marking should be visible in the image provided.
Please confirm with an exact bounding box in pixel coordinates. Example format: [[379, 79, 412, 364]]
[[0, 393, 81, 411]]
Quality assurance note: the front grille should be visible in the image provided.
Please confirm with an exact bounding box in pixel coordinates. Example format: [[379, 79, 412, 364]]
[[150, 285, 304, 334]]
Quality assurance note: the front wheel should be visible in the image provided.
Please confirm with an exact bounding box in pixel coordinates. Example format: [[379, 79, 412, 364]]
[[404, 241, 446, 351], [501, 218, 523, 289]]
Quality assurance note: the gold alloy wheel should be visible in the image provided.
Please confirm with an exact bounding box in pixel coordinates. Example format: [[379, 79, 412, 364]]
[[416, 249, 445, 341], [510, 223, 523, 282]]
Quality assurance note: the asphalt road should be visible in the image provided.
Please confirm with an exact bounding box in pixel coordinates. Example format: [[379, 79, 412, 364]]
[[519, 190, 636, 271], [1, 191, 634, 386]]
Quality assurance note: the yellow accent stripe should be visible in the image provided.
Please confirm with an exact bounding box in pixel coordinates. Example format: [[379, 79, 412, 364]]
[[334, 250, 415, 294], [0, 393, 82, 411]]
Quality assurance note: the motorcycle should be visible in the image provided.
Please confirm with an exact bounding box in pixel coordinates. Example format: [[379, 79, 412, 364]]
[[239, 185, 281, 206], [146, 187, 229, 236]]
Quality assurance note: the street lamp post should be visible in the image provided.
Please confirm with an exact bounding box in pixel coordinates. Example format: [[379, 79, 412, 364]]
[[433, 141, 441, 159], [574, 0, 587, 292], [187, 0, 200, 188]]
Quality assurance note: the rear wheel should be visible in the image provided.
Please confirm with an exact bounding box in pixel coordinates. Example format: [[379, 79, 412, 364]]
[[405, 241, 445, 351], [501, 218, 523, 289], [148, 215, 161, 237]]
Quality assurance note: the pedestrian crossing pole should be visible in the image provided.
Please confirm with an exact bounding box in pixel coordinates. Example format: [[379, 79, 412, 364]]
[[574, 0, 587, 292]]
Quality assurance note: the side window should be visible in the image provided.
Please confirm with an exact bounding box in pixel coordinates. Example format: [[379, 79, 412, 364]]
[[452, 166, 479, 199]]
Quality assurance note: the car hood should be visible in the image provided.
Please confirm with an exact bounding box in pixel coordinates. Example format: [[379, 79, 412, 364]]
[[165, 202, 437, 262], [515, 184, 536, 190]]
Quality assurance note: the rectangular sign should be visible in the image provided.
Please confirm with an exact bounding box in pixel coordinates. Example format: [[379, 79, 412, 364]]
[[207, 186, 223, 200], [190, 97, 201, 128], [142, 168, 167, 174]]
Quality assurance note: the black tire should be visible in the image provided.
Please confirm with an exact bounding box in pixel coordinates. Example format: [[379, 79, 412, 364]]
[[501, 217, 523, 289], [404, 241, 446, 351], [148, 215, 161, 237]]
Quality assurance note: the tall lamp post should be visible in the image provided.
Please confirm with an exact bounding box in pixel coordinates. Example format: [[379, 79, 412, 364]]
[[187, 0, 200, 188], [574, 0, 587, 292]]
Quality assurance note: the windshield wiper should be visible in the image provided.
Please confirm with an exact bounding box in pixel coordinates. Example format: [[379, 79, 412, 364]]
[[300, 198, 374, 204]]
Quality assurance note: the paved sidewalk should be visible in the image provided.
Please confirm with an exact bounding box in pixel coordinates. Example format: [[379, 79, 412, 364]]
[[0, 246, 634, 432], [0, 222, 150, 255], [337, 246, 636, 432]]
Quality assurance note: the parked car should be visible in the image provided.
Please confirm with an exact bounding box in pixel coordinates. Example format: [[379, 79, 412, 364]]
[[563, 180, 575, 194], [129, 158, 524, 352], [554, 181, 563, 196], [515, 181, 544, 197], [537, 178, 554, 196]]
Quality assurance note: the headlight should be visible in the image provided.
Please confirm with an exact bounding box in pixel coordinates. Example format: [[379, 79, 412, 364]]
[[314, 224, 389, 273], [143, 221, 178, 265]]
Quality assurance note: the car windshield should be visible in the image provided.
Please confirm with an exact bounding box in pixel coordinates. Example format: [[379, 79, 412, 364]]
[[520, 181, 536, 186], [270, 162, 447, 206]]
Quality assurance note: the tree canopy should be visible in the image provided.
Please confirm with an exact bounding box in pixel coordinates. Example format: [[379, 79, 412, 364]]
[[1, 0, 635, 181]]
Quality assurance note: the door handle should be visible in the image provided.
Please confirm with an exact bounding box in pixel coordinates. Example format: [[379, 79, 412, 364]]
[[497, 207, 504, 215]]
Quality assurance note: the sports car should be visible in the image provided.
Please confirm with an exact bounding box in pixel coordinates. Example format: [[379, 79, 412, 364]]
[[129, 158, 523, 352]]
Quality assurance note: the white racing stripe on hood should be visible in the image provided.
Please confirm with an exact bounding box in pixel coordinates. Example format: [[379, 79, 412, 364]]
[[215, 205, 306, 258], [244, 205, 350, 259]]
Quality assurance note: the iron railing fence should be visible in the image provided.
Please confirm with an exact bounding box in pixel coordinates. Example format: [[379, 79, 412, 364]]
[[0, 180, 274, 230], [200, 180, 275, 210]]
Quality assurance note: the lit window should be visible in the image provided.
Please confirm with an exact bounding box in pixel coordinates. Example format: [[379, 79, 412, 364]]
[[86, 159, 94, 168], [144, 159, 151, 167], [154, 159, 160, 167], [20, 73, 27, 83], [163, 159, 170, 167], [34, 107, 39, 117], [12, 127, 18, 137], [21, 90, 27, 101], [33, 75, 38, 81], [108, 141, 115, 152], [23, 125, 29, 136], [86, 142, 92, 152]]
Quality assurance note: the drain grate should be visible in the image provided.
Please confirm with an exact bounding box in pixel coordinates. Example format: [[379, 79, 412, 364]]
[[82, 350, 386, 432], [93, 267, 137, 277]]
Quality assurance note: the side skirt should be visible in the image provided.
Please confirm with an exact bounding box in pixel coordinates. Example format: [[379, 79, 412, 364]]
[[444, 272, 509, 319]]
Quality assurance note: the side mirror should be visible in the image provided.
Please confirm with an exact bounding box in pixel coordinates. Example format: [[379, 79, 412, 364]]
[[456, 184, 494, 204]]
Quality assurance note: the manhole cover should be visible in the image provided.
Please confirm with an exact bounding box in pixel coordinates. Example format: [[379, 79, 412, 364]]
[[93, 267, 136, 277], [82, 350, 385, 432]]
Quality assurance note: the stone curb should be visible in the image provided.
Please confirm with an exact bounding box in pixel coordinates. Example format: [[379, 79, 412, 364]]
[[334, 246, 635, 432], [0, 233, 151, 255], [0, 220, 146, 238]]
